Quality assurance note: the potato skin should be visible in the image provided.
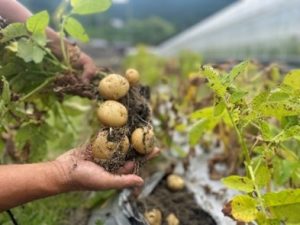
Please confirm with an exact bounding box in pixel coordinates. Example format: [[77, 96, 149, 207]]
[[125, 68, 140, 86], [131, 127, 155, 154], [97, 101, 128, 127], [166, 174, 185, 191], [166, 213, 180, 225], [92, 131, 129, 160], [98, 74, 129, 100], [144, 209, 162, 225]]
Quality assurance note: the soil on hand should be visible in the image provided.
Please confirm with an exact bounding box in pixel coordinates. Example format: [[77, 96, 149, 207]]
[[137, 179, 217, 225]]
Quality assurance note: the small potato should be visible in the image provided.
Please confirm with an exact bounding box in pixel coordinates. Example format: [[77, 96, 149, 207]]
[[97, 101, 128, 127], [98, 74, 129, 100], [125, 68, 140, 86], [131, 127, 155, 154], [166, 213, 180, 225], [166, 174, 185, 191], [144, 209, 162, 225], [92, 131, 129, 160]]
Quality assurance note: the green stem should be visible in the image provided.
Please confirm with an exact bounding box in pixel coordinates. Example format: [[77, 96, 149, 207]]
[[248, 165, 267, 216], [20, 77, 56, 102], [224, 99, 251, 165], [59, 17, 70, 68]]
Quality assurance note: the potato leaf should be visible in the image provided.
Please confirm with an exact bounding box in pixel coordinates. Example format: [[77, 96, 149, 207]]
[[263, 189, 300, 223], [26, 11, 49, 34], [222, 176, 255, 193], [17, 38, 45, 63], [283, 70, 300, 91], [71, 0, 112, 15], [189, 119, 210, 146], [231, 195, 258, 222], [1, 76, 11, 104], [223, 61, 249, 85], [0, 23, 27, 43], [201, 65, 226, 96], [64, 17, 89, 43]]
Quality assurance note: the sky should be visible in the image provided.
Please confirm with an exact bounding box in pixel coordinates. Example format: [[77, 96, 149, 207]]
[[112, 0, 129, 4]]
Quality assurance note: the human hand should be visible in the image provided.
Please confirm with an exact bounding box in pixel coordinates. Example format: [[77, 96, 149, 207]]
[[54, 146, 160, 192], [76, 52, 98, 83]]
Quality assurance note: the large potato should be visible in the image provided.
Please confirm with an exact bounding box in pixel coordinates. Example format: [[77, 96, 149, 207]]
[[144, 209, 162, 225], [166, 174, 185, 191], [98, 74, 129, 100], [131, 127, 155, 154], [97, 101, 128, 127], [92, 130, 129, 160], [125, 68, 140, 86]]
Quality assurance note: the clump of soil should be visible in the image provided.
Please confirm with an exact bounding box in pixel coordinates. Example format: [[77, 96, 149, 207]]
[[136, 178, 217, 225]]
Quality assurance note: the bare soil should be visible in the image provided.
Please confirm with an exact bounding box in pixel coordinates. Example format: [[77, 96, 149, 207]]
[[136, 178, 217, 225]]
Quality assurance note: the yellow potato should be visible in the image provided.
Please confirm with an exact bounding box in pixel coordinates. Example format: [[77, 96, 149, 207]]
[[125, 68, 140, 86], [166, 213, 180, 225], [144, 209, 162, 225], [166, 174, 185, 191], [131, 127, 155, 154], [97, 100, 128, 127], [98, 74, 129, 100], [92, 130, 129, 160]]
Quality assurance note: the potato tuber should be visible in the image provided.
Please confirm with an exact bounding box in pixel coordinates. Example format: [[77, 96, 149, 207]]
[[131, 127, 155, 154], [97, 100, 128, 127], [166, 213, 180, 225], [166, 174, 185, 191], [125, 68, 140, 86], [98, 74, 129, 100], [144, 209, 162, 225], [92, 130, 129, 160]]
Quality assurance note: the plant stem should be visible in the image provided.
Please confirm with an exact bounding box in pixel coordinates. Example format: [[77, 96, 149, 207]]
[[59, 16, 70, 68], [20, 77, 56, 102], [224, 98, 251, 165], [248, 165, 267, 216]]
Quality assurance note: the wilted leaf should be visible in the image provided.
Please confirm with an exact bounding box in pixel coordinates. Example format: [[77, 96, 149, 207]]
[[64, 17, 89, 42], [231, 195, 258, 222], [255, 163, 271, 188], [222, 176, 255, 193]]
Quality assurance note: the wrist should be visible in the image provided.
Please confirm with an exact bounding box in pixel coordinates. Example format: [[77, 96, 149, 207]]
[[48, 160, 72, 193]]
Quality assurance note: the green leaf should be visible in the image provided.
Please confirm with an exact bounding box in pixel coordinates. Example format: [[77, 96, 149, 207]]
[[222, 176, 255, 193], [214, 99, 226, 116], [258, 101, 300, 118], [230, 90, 247, 103], [71, 0, 112, 15], [263, 189, 300, 223], [283, 70, 300, 90], [255, 163, 271, 188], [190, 107, 214, 120], [26, 11, 49, 34], [1, 76, 11, 104], [231, 195, 258, 222], [17, 38, 45, 63], [0, 23, 27, 43], [223, 61, 249, 85], [268, 91, 290, 102], [275, 148, 298, 162], [189, 119, 210, 146], [201, 65, 226, 96], [252, 92, 269, 109], [279, 125, 300, 142], [259, 121, 273, 141], [64, 17, 89, 43]]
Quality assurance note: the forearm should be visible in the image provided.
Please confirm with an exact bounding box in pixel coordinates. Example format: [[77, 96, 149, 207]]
[[0, 161, 67, 212]]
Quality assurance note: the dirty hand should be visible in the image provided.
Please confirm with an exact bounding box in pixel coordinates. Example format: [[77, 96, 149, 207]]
[[54, 147, 160, 191], [76, 52, 98, 83]]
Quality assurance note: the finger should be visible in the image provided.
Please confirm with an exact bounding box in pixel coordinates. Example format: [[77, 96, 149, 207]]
[[82, 68, 96, 83], [103, 174, 144, 189], [117, 161, 135, 175], [146, 147, 161, 160]]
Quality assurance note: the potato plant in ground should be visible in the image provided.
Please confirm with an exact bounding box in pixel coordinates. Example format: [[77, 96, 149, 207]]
[[192, 62, 300, 224]]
